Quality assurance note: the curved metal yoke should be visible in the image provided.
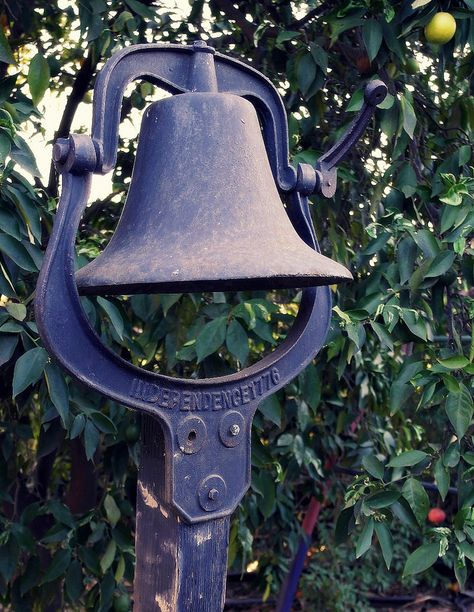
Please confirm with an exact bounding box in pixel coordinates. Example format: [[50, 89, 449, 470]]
[[38, 42, 386, 522]]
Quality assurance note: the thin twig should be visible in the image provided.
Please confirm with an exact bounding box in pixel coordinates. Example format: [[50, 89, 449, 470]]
[[46, 49, 99, 198]]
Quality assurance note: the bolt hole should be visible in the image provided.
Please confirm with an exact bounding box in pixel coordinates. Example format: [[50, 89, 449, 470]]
[[188, 430, 197, 442]]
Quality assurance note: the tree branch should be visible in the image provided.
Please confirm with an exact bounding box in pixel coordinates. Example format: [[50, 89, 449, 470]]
[[211, 0, 257, 43], [211, 0, 340, 46], [46, 49, 98, 198]]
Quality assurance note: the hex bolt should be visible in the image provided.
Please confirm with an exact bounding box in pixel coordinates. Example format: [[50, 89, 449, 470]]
[[208, 488, 219, 501], [229, 424, 240, 437]]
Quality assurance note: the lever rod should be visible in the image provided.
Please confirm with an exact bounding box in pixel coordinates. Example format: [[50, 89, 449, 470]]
[[313, 80, 387, 198]]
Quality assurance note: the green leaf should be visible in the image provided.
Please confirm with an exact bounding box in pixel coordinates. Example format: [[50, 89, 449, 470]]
[[362, 231, 390, 255], [65, 560, 83, 602], [426, 251, 456, 278], [365, 490, 400, 509], [0, 234, 37, 270], [347, 89, 363, 112], [40, 548, 71, 584], [438, 355, 470, 370], [370, 321, 393, 350], [48, 500, 74, 527], [401, 309, 427, 340], [301, 363, 321, 410], [392, 498, 419, 530], [90, 411, 117, 435], [445, 387, 473, 439], [258, 395, 281, 427], [6, 302, 26, 321], [362, 454, 385, 480], [0, 208, 21, 239], [413, 229, 440, 258], [0, 28, 15, 64], [397, 163, 418, 198], [20, 556, 40, 595], [398, 237, 417, 284], [434, 459, 450, 501], [403, 542, 439, 577], [10, 186, 42, 243], [100, 540, 116, 574], [276, 30, 300, 44], [44, 363, 69, 427], [104, 494, 121, 527], [387, 450, 428, 468], [402, 477, 429, 526], [377, 92, 394, 110], [335, 507, 354, 545], [252, 471, 276, 519], [12, 346, 49, 397], [356, 518, 374, 558], [226, 319, 249, 364], [399, 93, 417, 139], [0, 321, 23, 333], [114, 555, 125, 582], [459, 540, 474, 562], [0, 134, 12, 164], [0, 334, 17, 366], [11, 134, 41, 177], [70, 414, 86, 439], [374, 522, 393, 569], [443, 441, 460, 468], [454, 556, 467, 591], [196, 316, 227, 362], [362, 20, 383, 62], [97, 296, 124, 340], [297, 53, 316, 97], [84, 420, 99, 461], [124, 0, 156, 17], [28, 53, 51, 105], [160, 293, 182, 316], [310, 43, 328, 72], [329, 13, 365, 41], [0, 535, 19, 581]]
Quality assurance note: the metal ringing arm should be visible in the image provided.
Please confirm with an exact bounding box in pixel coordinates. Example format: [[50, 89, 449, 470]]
[[295, 80, 388, 198]]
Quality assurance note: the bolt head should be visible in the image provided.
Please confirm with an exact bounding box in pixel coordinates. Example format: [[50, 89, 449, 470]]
[[208, 488, 219, 501], [52, 139, 70, 164], [229, 424, 240, 436]]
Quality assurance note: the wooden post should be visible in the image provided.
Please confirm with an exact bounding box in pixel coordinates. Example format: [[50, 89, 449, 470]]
[[134, 415, 230, 611]]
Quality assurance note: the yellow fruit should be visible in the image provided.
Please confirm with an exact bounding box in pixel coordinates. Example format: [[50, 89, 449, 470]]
[[424, 12, 456, 45]]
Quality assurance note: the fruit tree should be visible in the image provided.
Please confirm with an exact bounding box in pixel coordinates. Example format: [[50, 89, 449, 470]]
[[0, 0, 473, 609]]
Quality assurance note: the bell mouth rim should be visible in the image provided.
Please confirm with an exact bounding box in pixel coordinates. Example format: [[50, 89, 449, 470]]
[[76, 273, 353, 296]]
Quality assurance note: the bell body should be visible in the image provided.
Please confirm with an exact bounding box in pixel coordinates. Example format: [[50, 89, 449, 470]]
[[76, 92, 351, 295]]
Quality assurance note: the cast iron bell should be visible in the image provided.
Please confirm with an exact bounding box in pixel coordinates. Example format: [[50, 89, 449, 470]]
[[37, 42, 387, 610], [75, 48, 352, 295]]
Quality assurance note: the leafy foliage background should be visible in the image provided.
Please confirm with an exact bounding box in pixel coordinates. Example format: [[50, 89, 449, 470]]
[[0, 0, 473, 610]]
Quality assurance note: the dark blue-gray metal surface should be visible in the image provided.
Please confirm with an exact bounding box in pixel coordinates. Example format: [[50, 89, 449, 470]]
[[36, 41, 387, 611], [37, 42, 386, 525]]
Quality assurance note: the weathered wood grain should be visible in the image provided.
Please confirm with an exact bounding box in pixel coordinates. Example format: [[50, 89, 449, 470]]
[[134, 415, 230, 611]]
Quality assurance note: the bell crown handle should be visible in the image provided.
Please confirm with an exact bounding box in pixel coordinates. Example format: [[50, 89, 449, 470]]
[[307, 80, 387, 198], [53, 41, 296, 193]]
